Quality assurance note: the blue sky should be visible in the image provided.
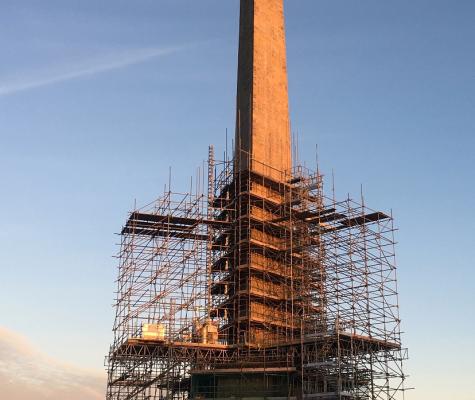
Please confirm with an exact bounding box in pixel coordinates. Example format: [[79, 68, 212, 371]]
[[0, 1, 474, 399]]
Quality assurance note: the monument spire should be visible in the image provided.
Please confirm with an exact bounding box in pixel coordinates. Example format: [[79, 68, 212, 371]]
[[235, 0, 291, 180]]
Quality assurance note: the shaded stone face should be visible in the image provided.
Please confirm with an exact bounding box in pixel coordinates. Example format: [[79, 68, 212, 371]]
[[235, 0, 291, 181]]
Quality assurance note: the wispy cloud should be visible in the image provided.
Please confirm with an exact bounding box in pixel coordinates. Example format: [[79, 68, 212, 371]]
[[0, 46, 181, 97], [0, 326, 105, 400]]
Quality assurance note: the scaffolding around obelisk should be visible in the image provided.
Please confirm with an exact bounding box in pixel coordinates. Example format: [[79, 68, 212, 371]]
[[105, 1, 408, 399], [105, 147, 407, 400]]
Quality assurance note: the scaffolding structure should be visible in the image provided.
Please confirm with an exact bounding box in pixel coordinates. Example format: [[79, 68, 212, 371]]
[[106, 149, 407, 400]]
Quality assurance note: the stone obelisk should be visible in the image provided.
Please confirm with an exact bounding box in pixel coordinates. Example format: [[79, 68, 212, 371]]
[[228, 0, 299, 348], [235, 0, 291, 181]]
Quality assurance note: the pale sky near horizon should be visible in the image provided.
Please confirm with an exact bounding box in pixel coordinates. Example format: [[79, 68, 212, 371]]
[[1, 1, 474, 399]]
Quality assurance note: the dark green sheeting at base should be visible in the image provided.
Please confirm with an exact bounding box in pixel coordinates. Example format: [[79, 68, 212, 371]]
[[191, 372, 295, 399]]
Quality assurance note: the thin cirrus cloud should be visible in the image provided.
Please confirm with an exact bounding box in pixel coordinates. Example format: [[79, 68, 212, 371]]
[[0, 46, 182, 97], [0, 326, 105, 400]]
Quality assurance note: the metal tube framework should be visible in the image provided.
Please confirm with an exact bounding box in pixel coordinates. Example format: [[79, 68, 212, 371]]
[[106, 150, 408, 400]]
